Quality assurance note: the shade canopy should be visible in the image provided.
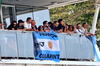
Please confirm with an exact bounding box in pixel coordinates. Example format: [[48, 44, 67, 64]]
[[2, 0, 88, 9]]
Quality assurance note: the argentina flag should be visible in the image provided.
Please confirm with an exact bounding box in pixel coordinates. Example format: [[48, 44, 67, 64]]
[[33, 31, 60, 62], [92, 36, 100, 61]]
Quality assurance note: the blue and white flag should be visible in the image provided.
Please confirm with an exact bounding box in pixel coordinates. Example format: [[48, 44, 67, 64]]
[[92, 36, 100, 61], [33, 31, 60, 62]]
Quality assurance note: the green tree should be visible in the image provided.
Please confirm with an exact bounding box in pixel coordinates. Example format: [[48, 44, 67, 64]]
[[50, 0, 100, 47]]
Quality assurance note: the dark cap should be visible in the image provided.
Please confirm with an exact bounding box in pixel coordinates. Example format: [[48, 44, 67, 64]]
[[18, 20, 24, 23]]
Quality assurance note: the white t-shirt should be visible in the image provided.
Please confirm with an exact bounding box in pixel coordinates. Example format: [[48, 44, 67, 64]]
[[81, 27, 88, 33], [75, 29, 84, 34], [24, 22, 31, 29]]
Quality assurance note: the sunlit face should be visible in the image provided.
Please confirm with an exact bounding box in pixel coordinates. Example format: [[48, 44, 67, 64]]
[[44, 22, 48, 27], [77, 24, 81, 29], [28, 19, 32, 23], [69, 26, 72, 31], [31, 20, 36, 26], [48, 24, 51, 27], [55, 22, 58, 27], [66, 25, 68, 29], [40, 26, 43, 30], [19, 23, 24, 26], [84, 23, 88, 28], [61, 20, 64, 25]]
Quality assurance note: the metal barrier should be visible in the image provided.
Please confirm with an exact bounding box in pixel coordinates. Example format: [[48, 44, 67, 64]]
[[58, 33, 94, 60], [16, 31, 34, 58], [0, 31, 94, 60], [0, 31, 18, 57]]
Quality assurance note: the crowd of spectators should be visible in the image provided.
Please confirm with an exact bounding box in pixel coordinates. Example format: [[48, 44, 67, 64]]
[[0, 17, 94, 36]]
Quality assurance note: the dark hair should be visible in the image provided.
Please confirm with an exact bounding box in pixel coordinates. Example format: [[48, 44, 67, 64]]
[[11, 21, 17, 26], [68, 25, 71, 30], [68, 25, 74, 31], [43, 21, 47, 25], [58, 19, 63, 23], [7, 21, 17, 30], [18, 19, 24, 24], [54, 21, 57, 24], [26, 17, 31, 22], [38, 25, 43, 31], [76, 23, 80, 26], [82, 22, 87, 27], [48, 22, 52, 24]]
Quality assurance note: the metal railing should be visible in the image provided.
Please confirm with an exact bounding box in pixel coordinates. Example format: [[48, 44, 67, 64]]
[[0, 30, 94, 60]]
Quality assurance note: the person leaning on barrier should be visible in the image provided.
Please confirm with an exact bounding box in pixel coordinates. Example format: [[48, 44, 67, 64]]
[[24, 17, 32, 31], [65, 24, 69, 32], [43, 21, 51, 32], [52, 21, 59, 32], [38, 25, 44, 32], [17, 19, 25, 30], [48, 22, 54, 30], [31, 20, 38, 32], [81, 22, 94, 36], [67, 25, 75, 34], [58, 19, 66, 32], [75, 23, 87, 36], [7, 21, 17, 30]]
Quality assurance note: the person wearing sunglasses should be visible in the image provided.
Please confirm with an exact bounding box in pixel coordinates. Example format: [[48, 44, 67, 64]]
[[81, 22, 94, 36], [7, 21, 17, 30], [75, 23, 84, 34]]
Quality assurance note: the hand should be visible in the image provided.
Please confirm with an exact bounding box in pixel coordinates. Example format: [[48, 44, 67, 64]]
[[84, 33, 87, 37], [12, 28, 15, 30], [91, 33, 94, 36]]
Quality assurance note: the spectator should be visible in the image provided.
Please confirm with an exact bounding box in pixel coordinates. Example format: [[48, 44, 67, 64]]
[[17, 20, 24, 30], [0, 22, 3, 30], [75, 23, 84, 34], [31, 20, 38, 31], [53, 21, 59, 32], [43, 21, 51, 32], [24, 17, 32, 31], [58, 19, 66, 32], [66, 24, 69, 32], [81, 22, 94, 36], [7, 21, 17, 30], [67, 25, 75, 34], [48, 22, 54, 30], [38, 25, 44, 32]]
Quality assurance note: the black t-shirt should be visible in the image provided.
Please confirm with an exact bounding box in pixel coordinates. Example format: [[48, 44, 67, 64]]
[[32, 25, 37, 30], [50, 25, 54, 30], [53, 26, 59, 31], [7, 25, 17, 30], [17, 25, 24, 29], [58, 24, 65, 31]]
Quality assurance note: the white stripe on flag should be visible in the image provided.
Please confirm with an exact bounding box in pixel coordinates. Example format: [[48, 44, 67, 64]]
[[36, 39, 60, 51]]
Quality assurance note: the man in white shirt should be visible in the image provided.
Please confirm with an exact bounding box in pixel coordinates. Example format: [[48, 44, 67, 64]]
[[24, 17, 32, 31], [75, 23, 87, 36], [81, 22, 94, 36]]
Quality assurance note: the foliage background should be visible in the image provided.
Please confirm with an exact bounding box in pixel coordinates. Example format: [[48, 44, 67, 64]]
[[49, 0, 100, 48]]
